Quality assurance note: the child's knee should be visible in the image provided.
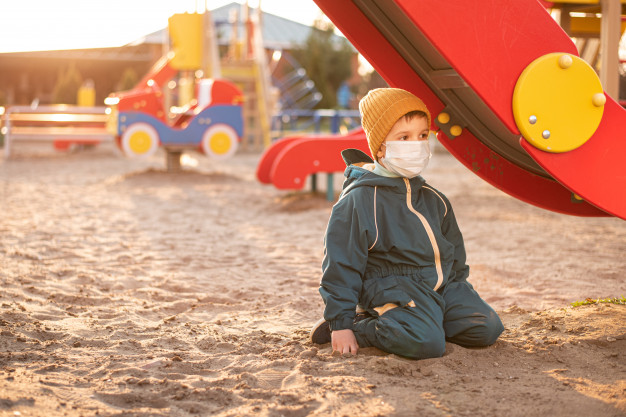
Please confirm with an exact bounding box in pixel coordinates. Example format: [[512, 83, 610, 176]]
[[413, 335, 446, 359], [482, 311, 504, 345], [450, 310, 504, 347], [359, 309, 447, 359], [473, 310, 504, 346], [386, 330, 446, 359]]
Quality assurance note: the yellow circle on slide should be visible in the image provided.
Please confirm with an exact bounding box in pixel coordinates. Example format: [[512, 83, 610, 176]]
[[209, 132, 232, 155], [512, 53, 604, 153], [128, 131, 153, 154]]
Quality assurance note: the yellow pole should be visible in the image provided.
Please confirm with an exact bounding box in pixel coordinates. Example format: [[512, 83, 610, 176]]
[[203, 9, 222, 79], [253, 62, 271, 148], [77, 79, 95, 107]]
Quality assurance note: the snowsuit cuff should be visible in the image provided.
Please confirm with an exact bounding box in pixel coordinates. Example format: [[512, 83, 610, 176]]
[[330, 317, 355, 331]]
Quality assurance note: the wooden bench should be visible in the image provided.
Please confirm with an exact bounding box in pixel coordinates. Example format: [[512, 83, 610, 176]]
[[2, 105, 114, 158]]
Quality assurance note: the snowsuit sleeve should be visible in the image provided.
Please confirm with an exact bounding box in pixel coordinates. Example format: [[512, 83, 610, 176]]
[[440, 199, 470, 284], [319, 191, 372, 331]]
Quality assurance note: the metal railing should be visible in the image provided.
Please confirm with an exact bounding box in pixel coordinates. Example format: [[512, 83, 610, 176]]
[[271, 109, 361, 140]]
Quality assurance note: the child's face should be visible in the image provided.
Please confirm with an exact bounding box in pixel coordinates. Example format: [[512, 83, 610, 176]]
[[376, 116, 429, 160]]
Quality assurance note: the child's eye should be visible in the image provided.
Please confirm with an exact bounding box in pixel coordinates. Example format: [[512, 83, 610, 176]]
[[419, 133, 429, 139], [399, 135, 408, 141]]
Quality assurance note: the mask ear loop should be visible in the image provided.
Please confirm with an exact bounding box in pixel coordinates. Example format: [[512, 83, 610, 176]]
[[427, 130, 437, 158]]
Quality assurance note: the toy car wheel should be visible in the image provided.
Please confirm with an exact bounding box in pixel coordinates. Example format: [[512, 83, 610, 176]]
[[120, 122, 160, 158], [201, 124, 239, 159]]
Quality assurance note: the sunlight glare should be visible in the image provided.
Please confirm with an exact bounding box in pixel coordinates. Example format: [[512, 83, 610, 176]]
[[181, 154, 199, 167], [0, 0, 326, 53]]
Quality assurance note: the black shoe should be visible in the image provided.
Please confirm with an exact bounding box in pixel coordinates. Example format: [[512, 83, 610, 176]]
[[309, 313, 372, 345], [310, 318, 331, 345]]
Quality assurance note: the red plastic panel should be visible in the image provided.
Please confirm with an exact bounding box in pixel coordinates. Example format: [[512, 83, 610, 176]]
[[256, 135, 306, 184], [270, 132, 370, 190], [138, 56, 178, 89], [439, 131, 606, 217], [257, 128, 366, 185], [522, 98, 626, 220], [394, 0, 624, 219], [53, 139, 102, 150], [313, 0, 608, 217], [209, 80, 245, 106], [394, 0, 578, 135], [115, 86, 166, 122]]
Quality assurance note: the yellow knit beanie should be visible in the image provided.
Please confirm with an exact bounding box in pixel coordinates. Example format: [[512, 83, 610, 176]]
[[359, 88, 431, 160]]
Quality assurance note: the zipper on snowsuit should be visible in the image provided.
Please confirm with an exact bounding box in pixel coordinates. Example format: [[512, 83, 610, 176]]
[[403, 178, 444, 291]]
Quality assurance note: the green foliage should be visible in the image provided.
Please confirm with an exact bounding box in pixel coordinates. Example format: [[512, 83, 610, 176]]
[[52, 63, 83, 105], [571, 296, 626, 307], [292, 19, 354, 109], [118, 67, 139, 92]]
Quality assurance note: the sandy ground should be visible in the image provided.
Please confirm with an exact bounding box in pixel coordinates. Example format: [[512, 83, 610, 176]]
[[1, 142, 625, 417]]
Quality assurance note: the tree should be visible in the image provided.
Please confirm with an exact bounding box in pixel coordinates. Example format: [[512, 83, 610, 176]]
[[52, 63, 83, 105], [117, 67, 139, 92], [292, 19, 354, 109]]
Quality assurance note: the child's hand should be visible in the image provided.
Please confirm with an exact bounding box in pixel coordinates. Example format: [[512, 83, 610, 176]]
[[331, 329, 359, 355]]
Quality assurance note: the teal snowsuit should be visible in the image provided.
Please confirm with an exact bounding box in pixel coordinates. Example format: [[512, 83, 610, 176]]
[[319, 149, 503, 359]]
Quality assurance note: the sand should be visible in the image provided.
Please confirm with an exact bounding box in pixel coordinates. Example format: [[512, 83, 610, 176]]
[[1, 142, 625, 417]]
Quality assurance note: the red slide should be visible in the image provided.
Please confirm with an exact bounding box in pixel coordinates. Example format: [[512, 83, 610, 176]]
[[312, 0, 625, 220]]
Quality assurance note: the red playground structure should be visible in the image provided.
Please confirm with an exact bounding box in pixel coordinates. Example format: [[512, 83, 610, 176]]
[[106, 54, 244, 167], [259, 0, 625, 220], [105, 13, 244, 170], [256, 127, 368, 197]]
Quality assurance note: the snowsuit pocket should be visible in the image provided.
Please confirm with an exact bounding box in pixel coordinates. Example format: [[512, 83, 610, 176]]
[[361, 276, 413, 314]]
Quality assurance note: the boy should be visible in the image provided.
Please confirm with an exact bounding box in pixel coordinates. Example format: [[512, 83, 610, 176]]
[[311, 88, 503, 359]]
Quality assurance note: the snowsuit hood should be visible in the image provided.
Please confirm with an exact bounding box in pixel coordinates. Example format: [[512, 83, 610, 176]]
[[339, 148, 427, 195]]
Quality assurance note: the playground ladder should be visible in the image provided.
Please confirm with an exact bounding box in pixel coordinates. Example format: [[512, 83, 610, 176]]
[[221, 60, 273, 151]]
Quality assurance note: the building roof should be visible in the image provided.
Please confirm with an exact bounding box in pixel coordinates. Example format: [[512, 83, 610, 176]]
[[0, 46, 155, 62], [130, 2, 348, 51]]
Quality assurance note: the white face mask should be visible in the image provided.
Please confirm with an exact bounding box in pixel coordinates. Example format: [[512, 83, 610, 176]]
[[380, 139, 432, 178]]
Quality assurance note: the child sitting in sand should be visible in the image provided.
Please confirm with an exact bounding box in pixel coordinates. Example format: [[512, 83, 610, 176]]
[[311, 88, 504, 359]]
